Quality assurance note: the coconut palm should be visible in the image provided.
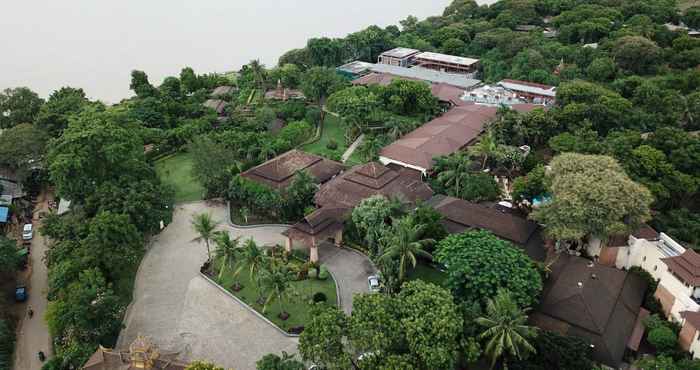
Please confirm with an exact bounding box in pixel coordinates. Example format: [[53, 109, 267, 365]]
[[259, 263, 296, 317], [235, 239, 268, 298], [378, 216, 434, 282], [248, 59, 267, 91], [468, 130, 498, 169], [435, 151, 473, 195], [357, 135, 384, 162], [257, 141, 278, 162], [213, 231, 241, 281], [191, 213, 220, 261], [476, 289, 537, 369]]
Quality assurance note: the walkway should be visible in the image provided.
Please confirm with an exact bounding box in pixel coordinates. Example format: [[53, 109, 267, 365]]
[[318, 244, 376, 314], [13, 194, 53, 370], [341, 134, 364, 163], [118, 201, 294, 370]]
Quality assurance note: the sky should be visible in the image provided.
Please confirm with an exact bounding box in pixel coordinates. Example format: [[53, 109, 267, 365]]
[[1, 0, 457, 103]]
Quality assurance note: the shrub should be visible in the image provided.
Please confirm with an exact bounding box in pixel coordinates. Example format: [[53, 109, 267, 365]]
[[326, 139, 338, 150], [318, 266, 329, 280], [313, 292, 327, 303], [308, 268, 318, 279], [648, 326, 677, 353], [0, 319, 15, 370]]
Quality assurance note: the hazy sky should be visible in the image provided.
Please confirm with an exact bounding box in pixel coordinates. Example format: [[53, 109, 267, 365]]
[[1, 0, 458, 103]]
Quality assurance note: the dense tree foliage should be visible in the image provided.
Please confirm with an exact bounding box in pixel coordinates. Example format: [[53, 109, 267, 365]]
[[435, 230, 542, 308], [0, 87, 44, 129], [530, 153, 653, 241]]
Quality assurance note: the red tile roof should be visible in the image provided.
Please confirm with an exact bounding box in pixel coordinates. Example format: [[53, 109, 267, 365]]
[[379, 104, 498, 170], [661, 249, 700, 286]]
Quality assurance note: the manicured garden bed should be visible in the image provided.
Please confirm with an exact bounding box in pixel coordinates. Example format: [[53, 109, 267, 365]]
[[208, 256, 338, 333], [229, 203, 286, 226], [155, 152, 205, 203]]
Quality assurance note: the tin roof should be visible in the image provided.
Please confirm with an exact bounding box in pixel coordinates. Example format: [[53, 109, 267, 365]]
[[337, 61, 375, 75], [498, 79, 557, 97], [369, 64, 480, 89], [379, 47, 420, 59]]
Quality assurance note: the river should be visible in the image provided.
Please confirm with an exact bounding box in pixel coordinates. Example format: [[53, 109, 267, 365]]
[[1, 1, 504, 103]]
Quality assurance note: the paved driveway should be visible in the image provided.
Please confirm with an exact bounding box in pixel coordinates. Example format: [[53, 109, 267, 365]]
[[118, 201, 295, 370], [318, 245, 376, 314]]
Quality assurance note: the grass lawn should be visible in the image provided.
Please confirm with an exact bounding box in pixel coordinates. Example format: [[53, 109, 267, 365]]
[[213, 260, 338, 332], [155, 152, 205, 203], [406, 262, 448, 286], [302, 114, 347, 160]]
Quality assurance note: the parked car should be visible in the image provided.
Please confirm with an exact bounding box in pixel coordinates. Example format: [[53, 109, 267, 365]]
[[368, 275, 380, 293], [15, 285, 27, 302], [22, 223, 33, 240]]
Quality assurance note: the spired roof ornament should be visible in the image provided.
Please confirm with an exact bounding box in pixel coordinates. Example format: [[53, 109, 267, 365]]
[[129, 335, 160, 369]]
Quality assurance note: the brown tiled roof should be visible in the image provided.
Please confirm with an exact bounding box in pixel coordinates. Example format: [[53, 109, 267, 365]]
[[379, 104, 498, 170], [628, 308, 650, 351], [682, 310, 700, 330], [352, 72, 415, 87], [661, 249, 700, 286], [428, 195, 537, 245], [284, 206, 348, 241], [531, 254, 647, 368], [315, 162, 433, 209], [241, 150, 344, 191], [202, 99, 227, 114], [606, 224, 659, 247]]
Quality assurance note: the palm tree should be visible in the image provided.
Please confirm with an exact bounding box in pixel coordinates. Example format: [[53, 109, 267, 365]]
[[257, 141, 277, 162], [248, 59, 267, 91], [435, 151, 473, 194], [357, 135, 384, 162], [235, 239, 268, 299], [191, 213, 220, 261], [468, 130, 498, 169], [378, 216, 434, 282], [213, 231, 241, 281], [476, 289, 537, 369], [259, 263, 296, 318]]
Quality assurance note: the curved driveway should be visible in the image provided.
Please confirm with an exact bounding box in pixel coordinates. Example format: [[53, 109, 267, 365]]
[[118, 201, 375, 369], [117, 201, 295, 370]]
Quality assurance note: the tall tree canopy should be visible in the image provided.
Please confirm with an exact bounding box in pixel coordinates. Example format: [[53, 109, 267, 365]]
[[530, 153, 653, 241], [0, 87, 44, 128]]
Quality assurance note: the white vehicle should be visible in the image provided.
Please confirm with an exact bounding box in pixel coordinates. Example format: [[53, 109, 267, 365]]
[[368, 275, 380, 293], [22, 224, 33, 240]]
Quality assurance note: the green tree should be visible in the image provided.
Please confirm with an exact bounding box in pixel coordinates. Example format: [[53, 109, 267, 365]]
[[189, 135, 243, 198], [300, 67, 346, 107], [378, 216, 434, 282], [191, 213, 220, 261], [283, 170, 316, 221], [299, 307, 351, 370], [47, 107, 147, 203], [347, 293, 404, 355], [356, 135, 384, 162], [398, 280, 463, 370], [0, 87, 44, 129], [351, 195, 395, 254], [0, 237, 19, 273], [468, 131, 499, 169], [647, 325, 677, 353], [259, 263, 295, 317], [511, 330, 594, 370], [530, 153, 653, 241], [586, 57, 616, 82], [380, 79, 439, 117], [435, 230, 543, 308], [435, 152, 474, 193], [256, 352, 304, 370], [35, 87, 89, 136], [130, 70, 157, 98], [512, 165, 549, 204], [0, 319, 15, 370], [476, 289, 537, 369], [213, 231, 240, 281], [612, 36, 661, 75], [235, 239, 268, 297], [685, 6, 700, 29], [0, 123, 47, 179]]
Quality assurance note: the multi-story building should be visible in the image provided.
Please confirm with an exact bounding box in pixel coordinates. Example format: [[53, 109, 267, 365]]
[[377, 47, 420, 67], [414, 51, 479, 76]]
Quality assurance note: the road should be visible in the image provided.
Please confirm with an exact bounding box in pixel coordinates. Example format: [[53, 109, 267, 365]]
[[13, 196, 52, 370]]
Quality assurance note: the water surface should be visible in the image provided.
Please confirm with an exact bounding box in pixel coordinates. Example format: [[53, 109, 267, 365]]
[[2, 1, 454, 103]]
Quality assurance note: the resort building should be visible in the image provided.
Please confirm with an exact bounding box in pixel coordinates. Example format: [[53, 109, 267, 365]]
[[82, 335, 188, 370], [283, 162, 433, 262], [379, 104, 499, 173], [377, 47, 420, 67], [366, 64, 480, 89], [240, 150, 344, 191], [530, 254, 648, 368], [461, 85, 526, 106], [427, 195, 546, 261], [497, 79, 557, 105], [414, 51, 479, 76]]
